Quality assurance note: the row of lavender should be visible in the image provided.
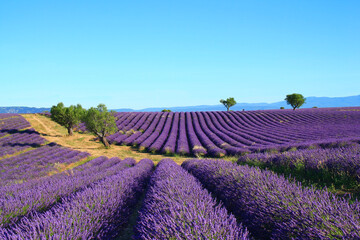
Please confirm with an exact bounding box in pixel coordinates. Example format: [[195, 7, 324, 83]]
[[100, 109, 360, 157]]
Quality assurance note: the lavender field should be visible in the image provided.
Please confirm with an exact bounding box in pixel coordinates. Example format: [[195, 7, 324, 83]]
[[1, 110, 360, 239], [78, 107, 360, 157]]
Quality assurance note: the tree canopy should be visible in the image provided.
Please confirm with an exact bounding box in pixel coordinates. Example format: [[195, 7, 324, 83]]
[[83, 104, 117, 148], [50, 102, 85, 135], [220, 97, 237, 111], [285, 93, 306, 110]]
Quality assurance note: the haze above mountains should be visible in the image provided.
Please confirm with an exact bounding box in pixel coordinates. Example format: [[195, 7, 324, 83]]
[[1, 95, 359, 113]]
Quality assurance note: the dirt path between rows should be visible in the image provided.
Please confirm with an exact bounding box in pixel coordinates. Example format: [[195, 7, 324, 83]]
[[27, 114, 58, 137]]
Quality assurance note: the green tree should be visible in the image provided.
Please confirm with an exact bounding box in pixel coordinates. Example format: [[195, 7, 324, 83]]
[[50, 102, 85, 136], [220, 97, 237, 111], [83, 104, 117, 148], [285, 93, 306, 110]]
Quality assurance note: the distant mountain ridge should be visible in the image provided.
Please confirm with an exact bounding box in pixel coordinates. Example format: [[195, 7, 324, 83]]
[[1, 95, 359, 113], [0, 107, 51, 114], [115, 95, 360, 112]]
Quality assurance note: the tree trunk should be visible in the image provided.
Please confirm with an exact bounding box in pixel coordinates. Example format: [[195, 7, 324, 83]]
[[100, 136, 111, 148], [68, 127, 73, 136], [293, 107, 296, 110], [227, 107, 230, 111]]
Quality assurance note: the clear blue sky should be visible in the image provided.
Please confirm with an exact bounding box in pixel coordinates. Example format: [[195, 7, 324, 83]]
[[1, 1, 359, 109]]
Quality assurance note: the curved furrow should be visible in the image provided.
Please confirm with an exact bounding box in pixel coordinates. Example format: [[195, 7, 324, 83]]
[[244, 112, 310, 141], [114, 112, 132, 126], [138, 112, 169, 150], [241, 112, 311, 140], [121, 112, 158, 145], [246, 112, 285, 128], [212, 112, 270, 145], [148, 112, 175, 153], [116, 113, 139, 131], [234, 112, 306, 138], [122, 112, 145, 131], [109, 113, 146, 143], [161, 112, 180, 155], [219, 112, 297, 143], [251, 111, 306, 129], [131, 113, 154, 131], [256, 111, 292, 125], [202, 112, 254, 147], [209, 112, 282, 146], [176, 112, 190, 155], [185, 112, 207, 156], [236, 112, 313, 141], [131, 112, 162, 146], [192, 112, 226, 157]]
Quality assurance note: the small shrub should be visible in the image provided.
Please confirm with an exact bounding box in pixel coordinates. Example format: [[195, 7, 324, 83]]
[[125, 129, 136, 136], [265, 148, 279, 154], [280, 107, 285, 109], [162, 148, 175, 156], [288, 147, 297, 152]]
